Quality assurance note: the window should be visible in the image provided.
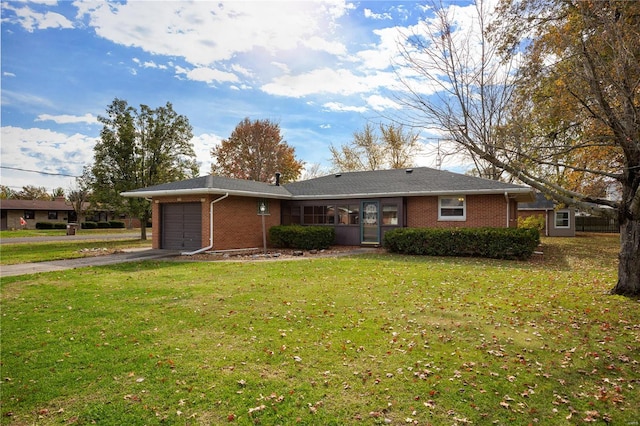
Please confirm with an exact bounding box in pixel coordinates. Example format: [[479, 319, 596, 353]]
[[382, 205, 398, 225], [281, 205, 300, 225], [303, 205, 335, 224], [24, 210, 35, 220], [439, 196, 466, 221], [48, 211, 58, 220], [555, 211, 570, 228], [337, 204, 359, 225]]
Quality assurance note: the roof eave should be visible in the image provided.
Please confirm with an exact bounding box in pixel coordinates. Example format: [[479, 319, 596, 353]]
[[121, 188, 293, 200], [290, 188, 535, 201]]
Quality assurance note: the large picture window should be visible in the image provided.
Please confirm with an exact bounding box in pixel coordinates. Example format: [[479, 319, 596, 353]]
[[303, 205, 335, 225], [337, 204, 359, 225], [24, 210, 35, 220], [555, 211, 570, 228], [439, 196, 466, 221]]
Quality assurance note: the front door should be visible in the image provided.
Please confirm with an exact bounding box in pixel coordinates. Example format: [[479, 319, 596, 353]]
[[361, 201, 380, 244]]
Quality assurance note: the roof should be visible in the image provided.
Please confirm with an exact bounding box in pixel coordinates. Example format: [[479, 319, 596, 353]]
[[121, 167, 534, 202], [122, 175, 292, 199], [285, 168, 533, 201], [0, 199, 74, 211], [518, 192, 557, 210]]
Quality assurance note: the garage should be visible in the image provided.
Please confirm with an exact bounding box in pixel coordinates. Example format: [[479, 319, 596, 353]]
[[161, 203, 202, 250]]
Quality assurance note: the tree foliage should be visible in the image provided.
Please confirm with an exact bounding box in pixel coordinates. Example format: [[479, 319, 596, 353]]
[[211, 118, 303, 184], [396, 0, 640, 295], [329, 123, 420, 172], [91, 98, 198, 239]]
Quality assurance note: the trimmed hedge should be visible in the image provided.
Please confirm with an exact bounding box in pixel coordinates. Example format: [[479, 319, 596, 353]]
[[35, 222, 67, 230], [269, 225, 335, 250], [81, 221, 97, 229], [383, 227, 540, 260], [109, 220, 125, 228]]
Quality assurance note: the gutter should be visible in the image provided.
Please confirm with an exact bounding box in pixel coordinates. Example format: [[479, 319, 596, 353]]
[[181, 193, 229, 256], [505, 192, 510, 227]]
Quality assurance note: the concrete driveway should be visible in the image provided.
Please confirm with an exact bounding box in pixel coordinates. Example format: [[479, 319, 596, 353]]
[[0, 248, 179, 278]]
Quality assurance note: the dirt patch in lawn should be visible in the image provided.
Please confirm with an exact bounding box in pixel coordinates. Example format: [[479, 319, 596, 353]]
[[174, 246, 381, 262]]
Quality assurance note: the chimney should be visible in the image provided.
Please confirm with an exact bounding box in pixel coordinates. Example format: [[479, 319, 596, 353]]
[[275, 172, 281, 186]]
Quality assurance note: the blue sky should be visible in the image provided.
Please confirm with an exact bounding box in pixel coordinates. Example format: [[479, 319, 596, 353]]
[[1, 0, 478, 192]]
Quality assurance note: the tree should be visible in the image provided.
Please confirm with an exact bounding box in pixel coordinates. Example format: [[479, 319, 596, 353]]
[[91, 98, 198, 239], [211, 118, 303, 184], [15, 185, 50, 200], [68, 166, 93, 225], [51, 187, 65, 199], [329, 123, 420, 172], [0, 186, 15, 199], [393, 0, 516, 181], [396, 0, 639, 295]]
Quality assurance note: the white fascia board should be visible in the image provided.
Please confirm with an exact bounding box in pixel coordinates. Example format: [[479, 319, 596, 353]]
[[291, 188, 535, 201], [121, 188, 292, 199]]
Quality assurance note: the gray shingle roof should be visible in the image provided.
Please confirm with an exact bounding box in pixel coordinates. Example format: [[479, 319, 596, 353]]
[[285, 168, 533, 200], [123, 175, 291, 198], [122, 168, 533, 201]]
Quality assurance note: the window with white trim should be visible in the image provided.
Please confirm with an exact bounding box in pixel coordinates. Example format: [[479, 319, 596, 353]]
[[555, 210, 570, 228], [439, 196, 466, 221]]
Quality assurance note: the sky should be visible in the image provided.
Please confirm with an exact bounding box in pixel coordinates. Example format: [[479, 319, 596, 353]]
[[1, 0, 479, 193]]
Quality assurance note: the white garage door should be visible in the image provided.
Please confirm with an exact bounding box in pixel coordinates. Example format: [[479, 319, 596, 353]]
[[161, 203, 202, 250]]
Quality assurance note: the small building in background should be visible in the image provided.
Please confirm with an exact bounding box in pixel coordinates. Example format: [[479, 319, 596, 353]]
[[518, 192, 575, 237]]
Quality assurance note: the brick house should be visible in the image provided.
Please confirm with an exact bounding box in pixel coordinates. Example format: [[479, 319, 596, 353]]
[[0, 197, 77, 230], [121, 167, 535, 252]]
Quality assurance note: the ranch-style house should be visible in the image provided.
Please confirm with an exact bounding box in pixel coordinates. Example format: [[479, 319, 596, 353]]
[[122, 167, 535, 252]]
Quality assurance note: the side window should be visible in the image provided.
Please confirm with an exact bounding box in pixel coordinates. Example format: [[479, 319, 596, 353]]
[[438, 196, 466, 221], [555, 211, 570, 228]]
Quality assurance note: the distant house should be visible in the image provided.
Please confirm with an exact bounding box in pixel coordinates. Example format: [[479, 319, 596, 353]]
[[0, 197, 141, 230], [0, 197, 77, 230], [518, 192, 576, 237], [122, 167, 535, 252]]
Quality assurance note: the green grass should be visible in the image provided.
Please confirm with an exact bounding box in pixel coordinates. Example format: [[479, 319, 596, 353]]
[[0, 228, 146, 239], [1, 234, 638, 425], [0, 239, 152, 265]]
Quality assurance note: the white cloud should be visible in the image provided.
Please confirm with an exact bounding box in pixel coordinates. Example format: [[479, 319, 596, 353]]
[[3, 71, 16, 77], [364, 9, 392, 20], [174, 66, 239, 84], [36, 113, 98, 124], [322, 102, 367, 113], [262, 68, 373, 98], [3, 3, 73, 32], [190, 133, 223, 176], [365, 94, 401, 111], [73, 0, 351, 67], [0, 126, 97, 190]]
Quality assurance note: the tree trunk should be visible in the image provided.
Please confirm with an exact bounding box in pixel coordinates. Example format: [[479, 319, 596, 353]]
[[611, 217, 640, 297]]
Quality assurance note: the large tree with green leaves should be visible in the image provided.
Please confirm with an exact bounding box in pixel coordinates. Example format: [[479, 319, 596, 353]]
[[211, 118, 303, 184], [396, 0, 639, 295], [329, 123, 420, 172], [91, 98, 198, 239]]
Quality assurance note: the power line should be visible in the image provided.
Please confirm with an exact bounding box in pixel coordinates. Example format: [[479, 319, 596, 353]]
[[0, 166, 79, 178]]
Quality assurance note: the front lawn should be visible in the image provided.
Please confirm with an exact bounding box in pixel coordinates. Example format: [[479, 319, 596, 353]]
[[0, 239, 152, 265], [1, 234, 637, 425]]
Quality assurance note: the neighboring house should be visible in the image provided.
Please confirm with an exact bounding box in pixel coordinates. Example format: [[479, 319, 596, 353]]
[[122, 167, 535, 252], [518, 192, 576, 237], [0, 198, 142, 230], [1, 197, 77, 230]]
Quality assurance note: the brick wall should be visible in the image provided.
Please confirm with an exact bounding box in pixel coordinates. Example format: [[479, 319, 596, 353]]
[[152, 195, 281, 250], [407, 194, 513, 228]]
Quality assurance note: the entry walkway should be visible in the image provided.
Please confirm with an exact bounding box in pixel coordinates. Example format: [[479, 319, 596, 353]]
[[0, 248, 179, 278]]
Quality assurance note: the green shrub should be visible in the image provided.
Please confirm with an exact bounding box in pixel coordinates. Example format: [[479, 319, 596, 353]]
[[35, 222, 54, 229], [96, 221, 111, 229], [109, 220, 125, 228], [383, 227, 540, 260], [53, 223, 67, 229], [269, 225, 335, 250], [82, 221, 97, 229], [518, 214, 546, 231]]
